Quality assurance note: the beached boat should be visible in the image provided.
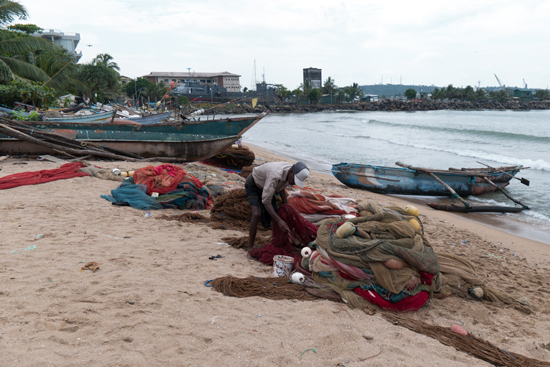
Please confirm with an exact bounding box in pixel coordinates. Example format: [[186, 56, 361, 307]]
[[42, 110, 116, 123], [0, 112, 268, 161], [332, 162, 523, 196], [129, 111, 173, 125]]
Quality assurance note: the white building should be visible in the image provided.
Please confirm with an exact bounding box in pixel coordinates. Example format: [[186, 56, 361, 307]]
[[32, 29, 82, 62], [143, 71, 241, 92]]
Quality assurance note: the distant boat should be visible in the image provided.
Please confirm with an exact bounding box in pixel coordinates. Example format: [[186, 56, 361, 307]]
[[42, 110, 116, 123], [0, 112, 268, 161], [332, 162, 523, 196]]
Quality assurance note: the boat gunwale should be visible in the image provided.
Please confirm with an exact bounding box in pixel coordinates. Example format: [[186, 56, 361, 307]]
[[332, 163, 522, 178]]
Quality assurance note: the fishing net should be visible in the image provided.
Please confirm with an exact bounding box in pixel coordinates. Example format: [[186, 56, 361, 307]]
[[210, 276, 320, 301], [0, 162, 90, 190], [248, 204, 318, 265], [221, 235, 271, 249], [132, 164, 202, 195], [204, 145, 255, 169], [384, 313, 550, 367]]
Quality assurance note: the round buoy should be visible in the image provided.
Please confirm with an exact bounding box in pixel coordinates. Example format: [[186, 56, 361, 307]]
[[403, 205, 420, 217], [112, 168, 121, 176], [336, 222, 356, 238], [408, 218, 421, 231], [301, 247, 312, 258], [291, 272, 305, 284]]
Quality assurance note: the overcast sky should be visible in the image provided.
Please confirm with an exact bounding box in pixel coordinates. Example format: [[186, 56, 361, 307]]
[[19, 0, 550, 90]]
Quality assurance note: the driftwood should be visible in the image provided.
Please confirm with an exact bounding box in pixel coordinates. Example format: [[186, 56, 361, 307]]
[[427, 202, 524, 213], [2, 119, 144, 159], [0, 123, 141, 162]]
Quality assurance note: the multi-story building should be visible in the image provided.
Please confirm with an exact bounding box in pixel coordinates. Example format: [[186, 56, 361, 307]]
[[32, 29, 82, 62], [143, 71, 241, 93], [303, 67, 322, 89]]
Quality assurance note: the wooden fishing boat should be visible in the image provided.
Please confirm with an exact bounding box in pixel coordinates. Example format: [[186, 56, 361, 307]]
[[42, 110, 116, 123], [128, 111, 173, 124], [332, 162, 523, 196], [0, 112, 267, 161]]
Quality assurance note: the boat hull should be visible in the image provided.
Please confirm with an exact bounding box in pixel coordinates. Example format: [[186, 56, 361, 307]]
[[0, 135, 239, 161], [332, 163, 520, 196]]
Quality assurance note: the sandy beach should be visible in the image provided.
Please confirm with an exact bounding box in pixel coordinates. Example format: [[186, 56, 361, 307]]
[[1, 144, 550, 367]]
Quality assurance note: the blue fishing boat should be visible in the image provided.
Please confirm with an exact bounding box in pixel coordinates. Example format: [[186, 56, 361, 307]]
[[42, 110, 116, 123], [332, 162, 523, 196]]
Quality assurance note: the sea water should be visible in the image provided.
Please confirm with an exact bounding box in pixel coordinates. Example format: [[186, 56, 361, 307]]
[[242, 109, 550, 242]]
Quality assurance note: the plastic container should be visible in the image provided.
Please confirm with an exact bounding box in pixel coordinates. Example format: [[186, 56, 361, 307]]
[[273, 255, 294, 277]]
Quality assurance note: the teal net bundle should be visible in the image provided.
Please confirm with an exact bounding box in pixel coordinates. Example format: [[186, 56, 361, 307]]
[[101, 164, 211, 210]]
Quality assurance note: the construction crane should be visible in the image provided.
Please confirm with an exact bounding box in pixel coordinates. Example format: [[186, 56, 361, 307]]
[[523, 79, 528, 88], [494, 74, 505, 90]]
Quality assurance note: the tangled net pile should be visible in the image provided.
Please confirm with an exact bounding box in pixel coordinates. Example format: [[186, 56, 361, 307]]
[[161, 189, 270, 232], [204, 145, 255, 169]]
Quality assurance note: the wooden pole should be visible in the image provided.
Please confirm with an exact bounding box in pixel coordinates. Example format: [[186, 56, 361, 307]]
[[395, 162, 471, 209], [476, 161, 530, 186], [1, 119, 144, 160], [0, 123, 140, 162], [481, 176, 529, 209]]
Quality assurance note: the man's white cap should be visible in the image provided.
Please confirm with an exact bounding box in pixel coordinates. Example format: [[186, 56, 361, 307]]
[[292, 162, 310, 188]]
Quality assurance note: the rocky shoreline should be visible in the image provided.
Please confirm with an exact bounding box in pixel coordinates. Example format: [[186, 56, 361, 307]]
[[202, 99, 550, 114]]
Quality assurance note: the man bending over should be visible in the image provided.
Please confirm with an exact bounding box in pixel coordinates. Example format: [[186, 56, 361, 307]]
[[245, 161, 310, 250]]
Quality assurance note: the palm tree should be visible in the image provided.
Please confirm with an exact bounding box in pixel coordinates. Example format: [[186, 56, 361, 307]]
[[141, 81, 168, 102], [93, 53, 120, 72], [34, 48, 84, 94], [0, 0, 58, 83], [0, 0, 27, 24]]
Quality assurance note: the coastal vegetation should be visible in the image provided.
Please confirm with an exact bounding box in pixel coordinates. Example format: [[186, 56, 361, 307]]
[[0, 0, 123, 108]]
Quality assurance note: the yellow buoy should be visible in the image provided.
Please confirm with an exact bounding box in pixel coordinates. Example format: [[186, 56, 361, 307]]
[[408, 218, 421, 232], [336, 222, 357, 238], [403, 205, 420, 217]]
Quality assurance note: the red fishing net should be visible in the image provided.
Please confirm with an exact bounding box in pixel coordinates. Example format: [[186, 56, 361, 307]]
[[249, 204, 318, 265], [289, 189, 352, 215], [132, 164, 202, 195], [0, 162, 90, 190]]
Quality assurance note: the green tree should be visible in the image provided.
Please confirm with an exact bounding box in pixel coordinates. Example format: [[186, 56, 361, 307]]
[[78, 54, 121, 103], [124, 77, 152, 97], [0, 0, 27, 24], [321, 76, 337, 95], [404, 88, 417, 100], [0, 79, 56, 107], [489, 89, 507, 101], [308, 88, 321, 104], [344, 82, 364, 102], [141, 81, 168, 102], [0, 1, 58, 84], [535, 89, 549, 100], [462, 85, 475, 101], [178, 95, 190, 105], [7, 23, 42, 34], [444, 84, 457, 100], [274, 84, 290, 103], [93, 53, 120, 72], [33, 47, 82, 94], [430, 87, 442, 100], [474, 88, 487, 101]]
